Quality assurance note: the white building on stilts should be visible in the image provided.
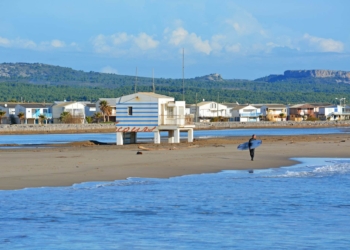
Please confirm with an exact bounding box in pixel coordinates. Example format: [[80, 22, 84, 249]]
[[115, 92, 195, 145]]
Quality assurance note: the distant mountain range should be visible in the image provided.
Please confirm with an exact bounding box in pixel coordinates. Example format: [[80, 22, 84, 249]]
[[1, 62, 349, 84], [0, 63, 349, 104], [255, 70, 350, 83]]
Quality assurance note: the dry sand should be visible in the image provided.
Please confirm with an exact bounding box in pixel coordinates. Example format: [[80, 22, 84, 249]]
[[1, 134, 350, 190]]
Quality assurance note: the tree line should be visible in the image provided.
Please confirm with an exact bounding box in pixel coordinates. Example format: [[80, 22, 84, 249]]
[[1, 63, 350, 104], [1, 81, 349, 105]]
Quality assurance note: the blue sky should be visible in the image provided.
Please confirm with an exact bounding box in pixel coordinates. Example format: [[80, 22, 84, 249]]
[[0, 0, 349, 79]]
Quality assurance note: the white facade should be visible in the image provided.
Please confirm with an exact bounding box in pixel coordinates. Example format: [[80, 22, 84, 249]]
[[85, 103, 96, 117], [15, 103, 52, 124], [230, 105, 261, 122], [190, 102, 229, 121], [115, 92, 194, 145], [0, 103, 17, 124], [319, 105, 350, 120], [52, 102, 86, 123]]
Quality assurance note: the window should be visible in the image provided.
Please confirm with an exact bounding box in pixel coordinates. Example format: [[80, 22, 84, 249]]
[[179, 107, 184, 116], [128, 107, 133, 116], [167, 107, 174, 118], [210, 103, 217, 109]]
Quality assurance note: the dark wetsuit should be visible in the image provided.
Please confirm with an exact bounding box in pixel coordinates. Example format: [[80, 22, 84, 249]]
[[248, 138, 256, 160]]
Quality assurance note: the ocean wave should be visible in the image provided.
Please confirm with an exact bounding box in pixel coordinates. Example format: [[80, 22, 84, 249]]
[[70, 179, 157, 190], [276, 162, 350, 178]]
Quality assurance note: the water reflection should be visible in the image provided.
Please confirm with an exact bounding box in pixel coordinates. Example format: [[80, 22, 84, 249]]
[[0, 127, 348, 146]]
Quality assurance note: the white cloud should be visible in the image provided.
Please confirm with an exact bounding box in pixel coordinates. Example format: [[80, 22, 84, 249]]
[[111, 32, 130, 45], [168, 27, 188, 46], [0, 36, 36, 49], [51, 39, 66, 48], [188, 33, 211, 55], [91, 34, 111, 53], [210, 35, 225, 52], [0, 36, 11, 47], [51, 39, 65, 48], [225, 43, 241, 53], [303, 33, 344, 52], [231, 22, 243, 34], [167, 27, 212, 55], [0, 36, 75, 50], [19, 39, 36, 49], [225, 10, 267, 37], [134, 33, 159, 50], [101, 66, 118, 74], [92, 32, 159, 55]]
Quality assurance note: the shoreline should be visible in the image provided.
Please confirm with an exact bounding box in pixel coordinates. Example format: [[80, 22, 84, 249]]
[[1, 121, 350, 135], [1, 134, 350, 190]]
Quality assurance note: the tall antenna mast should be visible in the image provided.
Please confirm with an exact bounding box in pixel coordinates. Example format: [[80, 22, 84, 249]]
[[134, 67, 138, 93], [152, 68, 155, 93], [182, 48, 185, 101]]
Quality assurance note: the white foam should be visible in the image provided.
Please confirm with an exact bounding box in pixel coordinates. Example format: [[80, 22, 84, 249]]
[[277, 162, 350, 178]]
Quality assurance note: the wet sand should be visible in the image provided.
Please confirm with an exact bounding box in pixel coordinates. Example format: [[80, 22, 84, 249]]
[[1, 134, 349, 190]]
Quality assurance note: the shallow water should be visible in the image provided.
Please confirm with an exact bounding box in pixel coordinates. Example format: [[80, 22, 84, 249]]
[[0, 127, 349, 146], [1, 158, 350, 249]]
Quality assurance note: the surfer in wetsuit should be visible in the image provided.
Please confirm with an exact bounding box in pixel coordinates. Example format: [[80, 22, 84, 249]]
[[248, 134, 257, 161]]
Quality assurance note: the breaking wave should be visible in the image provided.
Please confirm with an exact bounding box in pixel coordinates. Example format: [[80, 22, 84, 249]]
[[276, 161, 350, 178]]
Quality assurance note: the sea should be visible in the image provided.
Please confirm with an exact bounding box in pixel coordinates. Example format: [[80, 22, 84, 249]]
[[1, 127, 350, 249], [1, 158, 350, 249], [0, 127, 349, 146]]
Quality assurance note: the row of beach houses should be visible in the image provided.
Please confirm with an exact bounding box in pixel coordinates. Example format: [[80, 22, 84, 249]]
[[1, 93, 350, 125], [1, 92, 349, 145], [191, 101, 350, 122]]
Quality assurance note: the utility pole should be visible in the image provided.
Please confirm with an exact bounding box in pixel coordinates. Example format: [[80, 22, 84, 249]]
[[217, 92, 219, 118], [195, 93, 198, 122], [134, 67, 138, 93], [182, 48, 185, 101], [152, 68, 155, 93]]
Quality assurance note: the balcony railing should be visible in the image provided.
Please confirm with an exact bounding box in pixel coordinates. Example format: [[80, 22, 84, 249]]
[[329, 112, 350, 116], [160, 115, 194, 126], [32, 113, 53, 119], [240, 112, 261, 117]]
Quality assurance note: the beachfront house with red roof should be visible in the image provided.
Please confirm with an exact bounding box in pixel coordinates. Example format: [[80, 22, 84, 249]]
[[288, 103, 317, 121]]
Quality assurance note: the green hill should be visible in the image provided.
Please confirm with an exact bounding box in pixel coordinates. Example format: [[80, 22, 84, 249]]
[[1, 63, 349, 104]]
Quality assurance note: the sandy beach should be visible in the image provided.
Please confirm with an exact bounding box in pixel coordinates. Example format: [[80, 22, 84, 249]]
[[1, 134, 349, 190]]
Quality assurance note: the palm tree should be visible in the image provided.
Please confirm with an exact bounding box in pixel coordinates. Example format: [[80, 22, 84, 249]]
[[18, 112, 25, 124], [105, 106, 112, 122], [279, 113, 285, 121], [266, 110, 274, 121], [99, 100, 111, 122], [38, 114, 46, 124], [0, 110, 6, 124], [93, 112, 102, 123], [60, 111, 72, 123]]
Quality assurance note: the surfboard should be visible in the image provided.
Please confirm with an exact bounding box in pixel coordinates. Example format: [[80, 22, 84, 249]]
[[237, 140, 262, 150]]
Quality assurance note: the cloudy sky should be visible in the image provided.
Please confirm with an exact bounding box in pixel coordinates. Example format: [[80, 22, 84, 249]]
[[0, 0, 349, 79]]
